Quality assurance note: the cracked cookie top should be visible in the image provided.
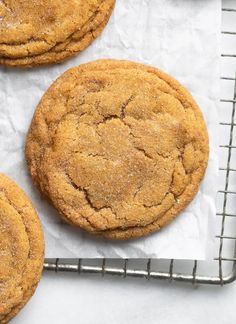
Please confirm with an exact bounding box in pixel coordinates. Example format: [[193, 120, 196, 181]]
[[0, 174, 44, 323], [26, 59, 209, 239], [0, 0, 115, 66]]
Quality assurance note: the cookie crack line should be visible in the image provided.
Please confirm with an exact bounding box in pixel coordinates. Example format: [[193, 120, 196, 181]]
[[142, 160, 177, 209], [95, 95, 135, 125], [133, 146, 153, 160], [1, 0, 12, 13], [120, 95, 134, 119], [65, 172, 116, 215], [73, 151, 111, 163]]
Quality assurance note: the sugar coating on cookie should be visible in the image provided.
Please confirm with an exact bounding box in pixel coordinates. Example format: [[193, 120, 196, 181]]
[[0, 0, 115, 67], [26, 59, 209, 239], [0, 174, 44, 323]]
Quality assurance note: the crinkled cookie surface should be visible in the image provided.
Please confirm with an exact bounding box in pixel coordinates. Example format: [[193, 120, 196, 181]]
[[0, 174, 44, 323], [0, 0, 115, 66], [26, 60, 209, 239]]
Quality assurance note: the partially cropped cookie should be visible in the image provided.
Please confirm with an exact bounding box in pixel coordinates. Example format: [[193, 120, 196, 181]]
[[0, 174, 44, 323], [26, 59, 209, 240], [0, 0, 115, 67]]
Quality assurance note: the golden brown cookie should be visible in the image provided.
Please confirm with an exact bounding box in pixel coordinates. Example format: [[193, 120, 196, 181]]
[[26, 59, 209, 240], [0, 174, 44, 323], [0, 0, 115, 67]]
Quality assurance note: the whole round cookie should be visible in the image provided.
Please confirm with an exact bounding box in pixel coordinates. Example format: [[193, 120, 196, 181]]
[[0, 0, 115, 67], [0, 174, 44, 323], [26, 59, 209, 240]]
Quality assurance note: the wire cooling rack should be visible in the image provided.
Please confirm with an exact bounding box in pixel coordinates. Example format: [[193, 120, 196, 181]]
[[44, 4, 236, 285]]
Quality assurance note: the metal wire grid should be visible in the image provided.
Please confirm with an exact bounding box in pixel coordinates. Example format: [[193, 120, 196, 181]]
[[43, 5, 236, 285]]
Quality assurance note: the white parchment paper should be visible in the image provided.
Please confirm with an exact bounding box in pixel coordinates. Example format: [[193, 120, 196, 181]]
[[0, 0, 221, 259]]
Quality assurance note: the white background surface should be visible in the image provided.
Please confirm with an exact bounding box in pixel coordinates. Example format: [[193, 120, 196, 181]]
[[9, 0, 236, 323], [12, 273, 236, 324]]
